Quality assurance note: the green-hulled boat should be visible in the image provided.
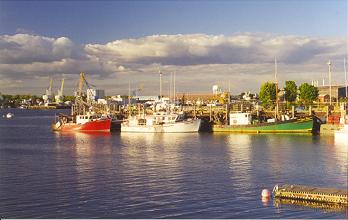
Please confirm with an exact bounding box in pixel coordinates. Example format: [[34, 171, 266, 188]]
[[212, 116, 321, 134]]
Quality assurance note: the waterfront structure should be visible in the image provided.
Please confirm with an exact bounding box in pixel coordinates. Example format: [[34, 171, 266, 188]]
[[317, 85, 348, 102], [54, 78, 65, 104], [87, 88, 105, 103], [273, 184, 348, 205], [212, 85, 222, 95], [42, 78, 53, 106]]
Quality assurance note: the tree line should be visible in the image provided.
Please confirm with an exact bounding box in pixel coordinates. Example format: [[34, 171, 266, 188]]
[[259, 81, 319, 109]]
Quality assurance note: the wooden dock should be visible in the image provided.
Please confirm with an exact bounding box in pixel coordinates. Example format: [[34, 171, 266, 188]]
[[273, 184, 348, 205]]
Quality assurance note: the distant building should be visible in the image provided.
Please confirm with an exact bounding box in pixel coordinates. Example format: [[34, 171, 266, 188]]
[[212, 85, 222, 95], [317, 85, 348, 102], [87, 89, 105, 102], [134, 96, 160, 102]]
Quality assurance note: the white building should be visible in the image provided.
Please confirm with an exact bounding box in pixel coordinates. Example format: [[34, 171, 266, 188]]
[[212, 85, 222, 95], [87, 89, 105, 102]]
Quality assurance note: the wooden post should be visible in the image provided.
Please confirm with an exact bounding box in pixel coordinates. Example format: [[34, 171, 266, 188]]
[[292, 105, 295, 119], [194, 104, 196, 119], [309, 105, 312, 116], [226, 104, 230, 125], [209, 105, 212, 122]]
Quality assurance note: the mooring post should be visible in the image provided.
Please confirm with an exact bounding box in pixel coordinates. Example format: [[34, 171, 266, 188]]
[[225, 104, 229, 125], [292, 105, 295, 119], [209, 105, 212, 122]]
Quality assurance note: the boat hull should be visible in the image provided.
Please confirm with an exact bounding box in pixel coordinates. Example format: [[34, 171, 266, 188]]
[[334, 124, 348, 144], [212, 119, 314, 133], [121, 119, 201, 133], [52, 118, 111, 132]]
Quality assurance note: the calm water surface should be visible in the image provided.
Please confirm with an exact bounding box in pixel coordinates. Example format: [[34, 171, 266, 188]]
[[0, 109, 347, 218]]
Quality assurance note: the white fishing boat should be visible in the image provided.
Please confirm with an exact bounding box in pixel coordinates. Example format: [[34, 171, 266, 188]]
[[121, 112, 201, 133], [335, 102, 348, 143], [335, 124, 348, 142]]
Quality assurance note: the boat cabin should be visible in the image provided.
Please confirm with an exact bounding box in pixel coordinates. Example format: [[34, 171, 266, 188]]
[[76, 114, 102, 124], [229, 113, 252, 125]]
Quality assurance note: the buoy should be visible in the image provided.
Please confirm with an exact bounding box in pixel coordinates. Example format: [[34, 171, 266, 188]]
[[261, 189, 271, 198]]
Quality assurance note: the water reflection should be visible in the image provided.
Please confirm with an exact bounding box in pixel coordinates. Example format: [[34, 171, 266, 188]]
[[225, 134, 252, 185], [274, 198, 348, 214], [54, 132, 113, 194]]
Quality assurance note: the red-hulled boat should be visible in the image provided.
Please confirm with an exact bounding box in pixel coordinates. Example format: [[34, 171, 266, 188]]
[[51, 72, 111, 132], [52, 113, 111, 132]]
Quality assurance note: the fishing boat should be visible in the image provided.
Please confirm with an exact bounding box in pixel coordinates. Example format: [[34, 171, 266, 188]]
[[51, 72, 111, 132], [335, 124, 348, 138], [121, 111, 201, 133], [334, 103, 348, 142], [212, 112, 320, 134], [52, 112, 111, 132], [213, 58, 322, 134]]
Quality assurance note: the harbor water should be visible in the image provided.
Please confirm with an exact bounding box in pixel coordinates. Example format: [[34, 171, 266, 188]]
[[0, 109, 347, 218]]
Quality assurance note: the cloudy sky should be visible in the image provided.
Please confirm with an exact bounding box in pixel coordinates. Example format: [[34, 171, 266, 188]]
[[0, 0, 347, 96]]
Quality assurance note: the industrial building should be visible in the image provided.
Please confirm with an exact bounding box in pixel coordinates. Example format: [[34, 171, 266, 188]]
[[317, 85, 348, 102]]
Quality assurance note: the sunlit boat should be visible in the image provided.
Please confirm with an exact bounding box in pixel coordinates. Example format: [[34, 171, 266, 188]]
[[121, 112, 201, 133], [335, 124, 348, 142], [52, 112, 111, 132], [51, 72, 111, 132]]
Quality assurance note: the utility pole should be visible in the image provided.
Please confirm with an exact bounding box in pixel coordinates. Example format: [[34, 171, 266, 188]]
[[159, 70, 162, 98], [327, 60, 332, 105], [344, 58, 347, 99], [128, 81, 131, 107], [174, 71, 176, 105], [275, 57, 279, 120]]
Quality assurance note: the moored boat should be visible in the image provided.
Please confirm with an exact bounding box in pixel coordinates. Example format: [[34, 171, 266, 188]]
[[51, 72, 111, 132], [212, 112, 321, 134], [52, 113, 111, 132], [121, 112, 201, 133]]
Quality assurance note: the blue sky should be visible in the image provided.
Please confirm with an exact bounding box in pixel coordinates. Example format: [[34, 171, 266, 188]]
[[1, 0, 346, 43], [0, 0, 347, 95]]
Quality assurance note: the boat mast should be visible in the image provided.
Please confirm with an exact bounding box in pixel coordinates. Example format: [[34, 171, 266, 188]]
[[128, 81, 131, 107], [327, 60, 332, 105], [174, 71, 176, 105], [159, 69, 162, 98], [170, 72, 172, 102], [344, 58, 347, 98], [275, 57, 279, 120]]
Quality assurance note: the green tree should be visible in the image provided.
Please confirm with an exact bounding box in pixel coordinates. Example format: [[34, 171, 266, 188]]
[[259, 82, 277, 108], [63, 95, 75, 102], [299, 83, 319, 105], [284, 81, 297, 102]]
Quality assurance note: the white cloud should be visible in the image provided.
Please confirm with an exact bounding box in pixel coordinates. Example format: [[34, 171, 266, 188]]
[[0, 33, 346, 94], [0, 34, 84, 64]]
